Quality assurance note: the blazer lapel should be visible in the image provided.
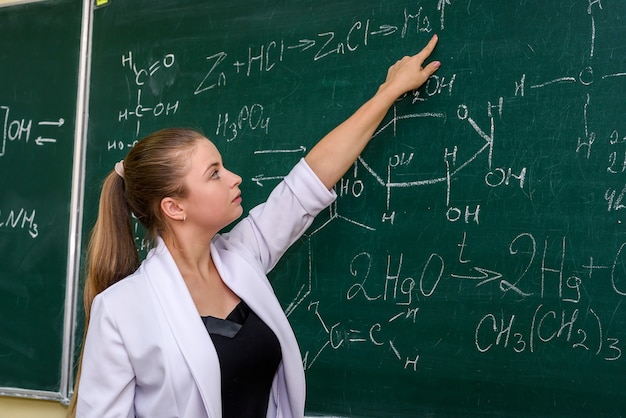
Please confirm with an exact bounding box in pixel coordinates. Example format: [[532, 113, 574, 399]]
[[211, 243, 306, 417], [210, 245, 280, 331], [144, 238, 222, 418]]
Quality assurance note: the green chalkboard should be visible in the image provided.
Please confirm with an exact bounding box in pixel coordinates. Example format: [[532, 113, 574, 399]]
[[0, 0, 83, 397], [84, 0, 626, 416]]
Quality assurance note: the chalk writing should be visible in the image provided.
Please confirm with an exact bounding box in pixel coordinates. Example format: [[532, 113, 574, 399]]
[[475, 305, 622, 361], [118, 51, 180, 136], [1, 105, 64, 157], [0, 208, 38, 238], [216, 103, 270, 142], [101, 0, 626, 388], [193, 6, 436, 99]]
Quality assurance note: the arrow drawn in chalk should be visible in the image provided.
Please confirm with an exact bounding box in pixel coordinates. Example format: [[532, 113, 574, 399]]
[[251, 174, 285, 186], [38, 118, 65, 127], [35, 136, 57, 146]]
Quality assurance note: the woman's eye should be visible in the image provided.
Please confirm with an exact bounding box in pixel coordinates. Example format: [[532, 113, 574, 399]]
[[211, 170, 220, 179]]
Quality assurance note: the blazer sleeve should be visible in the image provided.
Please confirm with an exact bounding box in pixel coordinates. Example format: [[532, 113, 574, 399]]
[[222, 158, 336, 273], [76, 294, 135, 418]]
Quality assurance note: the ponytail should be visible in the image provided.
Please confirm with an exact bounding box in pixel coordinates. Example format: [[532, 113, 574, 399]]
[[68, 170, 139, 416], [68, 128, 203, 416], [83, 171, 139, 316]]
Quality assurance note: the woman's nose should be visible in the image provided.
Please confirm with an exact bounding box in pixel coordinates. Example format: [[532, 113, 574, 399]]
[[228, 169, 242, 187]]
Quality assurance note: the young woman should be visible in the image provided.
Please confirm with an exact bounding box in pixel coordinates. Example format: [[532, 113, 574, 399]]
[[71, 35, 440, 418]]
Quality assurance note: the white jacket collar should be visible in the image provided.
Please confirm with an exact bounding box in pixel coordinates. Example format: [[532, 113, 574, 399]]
[[143, 238, 222, 418], [142, 237, 305, 418]]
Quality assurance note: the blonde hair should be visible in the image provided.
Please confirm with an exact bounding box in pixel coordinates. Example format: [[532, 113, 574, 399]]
[[68, 128, 205, 416]]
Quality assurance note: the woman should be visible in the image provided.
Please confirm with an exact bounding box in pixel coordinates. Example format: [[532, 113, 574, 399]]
[[71, 35, 440, 417]]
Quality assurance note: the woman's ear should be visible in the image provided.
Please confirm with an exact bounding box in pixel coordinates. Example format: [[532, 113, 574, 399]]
[[160, 197, 186, 222]]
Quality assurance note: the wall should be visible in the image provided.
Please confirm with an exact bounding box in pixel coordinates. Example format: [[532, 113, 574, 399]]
[[0, 398, 67, 418]]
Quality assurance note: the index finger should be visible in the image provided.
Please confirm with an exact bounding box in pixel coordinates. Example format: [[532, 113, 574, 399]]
[[415, 34, 439, 63]]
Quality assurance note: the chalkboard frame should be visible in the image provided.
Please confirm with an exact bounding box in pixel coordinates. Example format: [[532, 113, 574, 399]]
[[0, 0, 91, 404]]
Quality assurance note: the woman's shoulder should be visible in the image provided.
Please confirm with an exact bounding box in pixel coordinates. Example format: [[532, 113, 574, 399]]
[[94, 267, 148, 305]]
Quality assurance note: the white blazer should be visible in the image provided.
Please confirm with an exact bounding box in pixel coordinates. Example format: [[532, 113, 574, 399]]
[[76, 159, 336, 418]]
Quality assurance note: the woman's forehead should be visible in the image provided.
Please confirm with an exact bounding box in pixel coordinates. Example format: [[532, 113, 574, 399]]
[[191, 138, 222, 163]]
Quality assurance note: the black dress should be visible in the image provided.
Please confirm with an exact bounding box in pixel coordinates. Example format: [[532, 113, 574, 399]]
[[202, 301, 282, 417]]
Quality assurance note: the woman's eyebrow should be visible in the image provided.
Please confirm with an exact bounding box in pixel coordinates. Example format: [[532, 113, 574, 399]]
[[203, 161, 220, 176]]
